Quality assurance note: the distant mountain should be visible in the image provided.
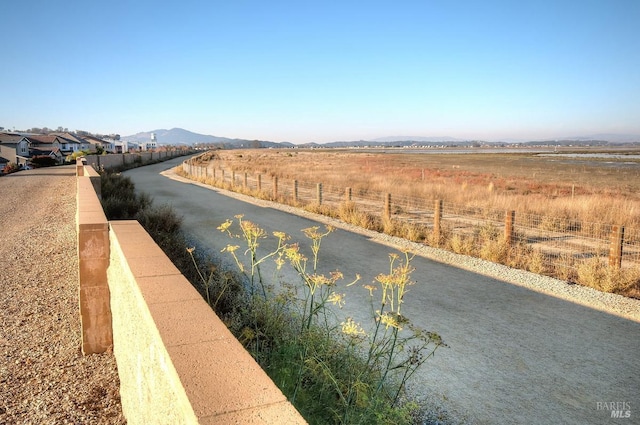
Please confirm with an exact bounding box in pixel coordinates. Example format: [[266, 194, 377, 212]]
[[560, 134, 640, 144], [517, 134, 640, 146], [123, 128, 235, 145], [122, 128, 294, 148], [122, 128, 640, 148]]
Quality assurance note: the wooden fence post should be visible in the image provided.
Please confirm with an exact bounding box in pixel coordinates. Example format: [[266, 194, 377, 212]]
[[213, 168, 216, 179], [257, 174, 262, 191], [505, 210, 516, 247], [293, 180, 299, 202], [273, 176, 278, 199], [244, 172, 248, 188], [345, 187, 352, 202], [221, 169, 225, 183], [384, 193, 391, 219], [609, 225, 625, 268], [232, 171, 236, 186], [433, 199, 443, 242], [317, 183, 323, 205]]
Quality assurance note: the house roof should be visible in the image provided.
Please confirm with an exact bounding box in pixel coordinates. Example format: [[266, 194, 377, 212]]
[[50, 132, 87, 144], [31, 146, 62, 156], [82, 135, 108, 144], [0, 133, 29, 145], [26, 135, 59, 145]]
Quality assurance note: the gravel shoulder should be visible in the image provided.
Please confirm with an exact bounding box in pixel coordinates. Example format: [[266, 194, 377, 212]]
[[0, 167, 125, 424]]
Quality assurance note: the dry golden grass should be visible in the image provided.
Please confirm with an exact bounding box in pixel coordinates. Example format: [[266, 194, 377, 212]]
[[208, 148, 640, 228], [190, 148, 640, 297]]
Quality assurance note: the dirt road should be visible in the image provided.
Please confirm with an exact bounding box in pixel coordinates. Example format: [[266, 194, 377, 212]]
[[125, 157, 640, 424]]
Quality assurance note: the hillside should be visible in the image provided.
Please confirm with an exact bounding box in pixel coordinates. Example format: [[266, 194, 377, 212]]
[[123, 128, 640, 148], [122, 128, 292, 148]]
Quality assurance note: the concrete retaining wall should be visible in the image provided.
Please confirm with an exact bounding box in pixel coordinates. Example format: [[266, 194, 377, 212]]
[[108, 221, 305, 424], [76, 171, 113, 355], [76, 160, 305, 424], [84, 149, 192, 170]]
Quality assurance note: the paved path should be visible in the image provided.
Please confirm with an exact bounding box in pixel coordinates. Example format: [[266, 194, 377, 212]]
[[125, 157, 640, 424]]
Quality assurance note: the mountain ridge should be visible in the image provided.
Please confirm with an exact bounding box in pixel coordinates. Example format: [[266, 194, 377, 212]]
[[122, 127, 293, 148], [123, 128, 640, 147]]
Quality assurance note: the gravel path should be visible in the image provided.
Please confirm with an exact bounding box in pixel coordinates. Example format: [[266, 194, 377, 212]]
[[0, 167, 125, 424]]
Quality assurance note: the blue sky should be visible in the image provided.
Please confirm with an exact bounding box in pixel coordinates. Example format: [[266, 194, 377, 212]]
[[2, 1, 639, 143]]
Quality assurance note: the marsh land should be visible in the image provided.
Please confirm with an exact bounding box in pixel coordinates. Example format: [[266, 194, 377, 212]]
[[212, 146, 640, 225], [193, 146, 640, 297]]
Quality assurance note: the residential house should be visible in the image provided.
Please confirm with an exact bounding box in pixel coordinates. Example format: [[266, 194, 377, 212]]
[[26, 134, 69, 163], [50, 132, 91, 155], [82, 135, 115, 153], [139, 133, 158, 151], [0, 133, 31, 167], [29, 146, 64, 165], [114, 140, 134, 153], [26, 134, 59, 147]]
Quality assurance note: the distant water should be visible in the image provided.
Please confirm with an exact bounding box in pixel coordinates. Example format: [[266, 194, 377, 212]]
[[360, 148, 556, 154], [538, 153, 640, 160], [352, 147, 640, 158]]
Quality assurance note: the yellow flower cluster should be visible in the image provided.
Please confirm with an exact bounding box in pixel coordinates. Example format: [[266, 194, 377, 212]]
[[216, 219, 233, 235], [222, 244, 240, 253], [284, 243, 307, 267], [374, 251, 415, 315], [376, 311, 409, 331], [240, 220, 266, 244], [327, 292, 345, 308], [378, 312, 402, 330], [341, 317, 366, 338], [302, 225, 334, 240]]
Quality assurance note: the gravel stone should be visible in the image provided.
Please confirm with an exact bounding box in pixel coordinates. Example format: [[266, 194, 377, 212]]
[[0, 167, 125, 424]]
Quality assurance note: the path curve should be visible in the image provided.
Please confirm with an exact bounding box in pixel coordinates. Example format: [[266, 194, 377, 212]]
[[126, 158, 640, 424]]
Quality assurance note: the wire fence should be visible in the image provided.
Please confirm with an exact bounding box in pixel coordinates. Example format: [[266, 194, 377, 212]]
[[182, 160, 640, 279]]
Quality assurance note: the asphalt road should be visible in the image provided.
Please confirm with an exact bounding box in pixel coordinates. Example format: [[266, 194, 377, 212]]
[[124, 157, 640, 424]]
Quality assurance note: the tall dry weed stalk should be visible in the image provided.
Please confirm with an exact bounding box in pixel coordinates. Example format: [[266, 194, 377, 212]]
[[211, 216, 446, 423]]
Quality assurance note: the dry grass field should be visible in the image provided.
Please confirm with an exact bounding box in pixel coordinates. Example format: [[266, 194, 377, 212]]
[[190, 147, 640, 297], [212, 147, 640, 227]]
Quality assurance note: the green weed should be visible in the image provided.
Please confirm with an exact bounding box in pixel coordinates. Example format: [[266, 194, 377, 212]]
[[213, 217, 446, 424]]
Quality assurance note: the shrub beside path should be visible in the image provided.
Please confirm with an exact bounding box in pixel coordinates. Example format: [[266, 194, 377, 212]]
[[0, 166, 125, 424]]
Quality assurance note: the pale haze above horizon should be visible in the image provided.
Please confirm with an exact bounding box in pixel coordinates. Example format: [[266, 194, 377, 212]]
[[2, 1, 639, 144]]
